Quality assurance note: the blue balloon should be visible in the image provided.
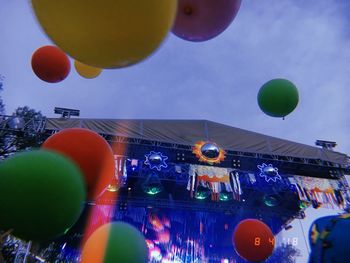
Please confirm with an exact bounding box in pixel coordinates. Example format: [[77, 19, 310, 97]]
[[309, 214, 350, 263]]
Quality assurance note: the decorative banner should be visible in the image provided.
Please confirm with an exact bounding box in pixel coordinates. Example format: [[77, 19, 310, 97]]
[[290, 176, 345, 209], [187, 165, 242, 201], [294, 175, 333, 191], [192, 141, 226, 165], [257, 163, 281, 183], [144, 151, 168, 171]]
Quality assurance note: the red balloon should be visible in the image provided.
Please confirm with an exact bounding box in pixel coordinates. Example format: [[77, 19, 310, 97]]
[[172, 0, 242, 42], [233, 219, 275, 262], [42, 128, 115, 199], [31, 45, 70, 83]]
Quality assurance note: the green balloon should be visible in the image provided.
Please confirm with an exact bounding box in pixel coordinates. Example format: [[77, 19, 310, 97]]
[[0, 150, 86, 241], [82, 222, 148, 263], [257, 78, 299, 118], [105, 222, 148, 263]]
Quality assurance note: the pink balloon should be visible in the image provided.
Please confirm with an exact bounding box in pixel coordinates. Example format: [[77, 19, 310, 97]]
[[172, 0, 242, 42]]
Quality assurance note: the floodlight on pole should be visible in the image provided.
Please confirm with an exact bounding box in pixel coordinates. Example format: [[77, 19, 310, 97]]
[[315, 140, 337, 151], [54, 107, 80, 119]]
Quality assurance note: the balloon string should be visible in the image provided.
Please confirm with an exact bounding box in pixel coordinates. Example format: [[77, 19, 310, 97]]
[[298, 219, 310, 255]]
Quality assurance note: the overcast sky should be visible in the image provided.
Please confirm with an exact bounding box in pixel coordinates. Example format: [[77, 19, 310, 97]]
[[1, 0, 350, 155], [1, 1, 349, 261]]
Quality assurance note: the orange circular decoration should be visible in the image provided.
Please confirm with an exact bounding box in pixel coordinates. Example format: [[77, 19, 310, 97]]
[[233, 219, 275, 262], [192, 141, 226, 165], [31, 45, 70, 83], [42, 128, 115, 199]]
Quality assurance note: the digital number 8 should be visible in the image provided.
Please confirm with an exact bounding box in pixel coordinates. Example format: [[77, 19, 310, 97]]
[[255, 237, 260, 246]]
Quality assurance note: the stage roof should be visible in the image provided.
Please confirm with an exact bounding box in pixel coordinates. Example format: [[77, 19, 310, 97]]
[[45, 118, 349, 166]]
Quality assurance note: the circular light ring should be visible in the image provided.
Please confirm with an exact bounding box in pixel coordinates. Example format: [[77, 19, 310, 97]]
[[144, 151, 168, 171], [257, 163, 281, 183]]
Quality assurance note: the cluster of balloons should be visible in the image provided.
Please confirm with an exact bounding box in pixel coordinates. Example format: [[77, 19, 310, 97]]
[[233, 219, 275, 262], [31, 45, 103, 83], [29, 0, 244, 83], [0, 127, 149, 261], [30, 2, 299, 120], [0, 128, 115, 241], [31, 0, 177, 70]]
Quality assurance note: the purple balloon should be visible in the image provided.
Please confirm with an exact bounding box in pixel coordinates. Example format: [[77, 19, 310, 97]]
[[172, 0, 242, 42]]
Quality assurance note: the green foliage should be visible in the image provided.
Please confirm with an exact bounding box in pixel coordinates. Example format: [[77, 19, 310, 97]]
[[0, 106, 46, 159]]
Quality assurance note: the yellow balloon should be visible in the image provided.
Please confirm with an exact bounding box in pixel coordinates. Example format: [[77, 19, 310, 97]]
[[31, 1, 177, 69], [74, 60, 102, 79]]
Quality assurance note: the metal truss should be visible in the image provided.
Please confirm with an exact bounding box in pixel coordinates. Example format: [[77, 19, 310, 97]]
[[0, 114, 46, 136], [100, 134, 349, 172], [95, 195, 298, 218], [3, 117, 349, 174]]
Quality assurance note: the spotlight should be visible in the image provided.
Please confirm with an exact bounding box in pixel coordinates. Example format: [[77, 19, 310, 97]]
[[144, 185, 163, 195], [219, 190, 232, 201], [142, 172, 163, 195], [263, 194, 280, 207], [195, 185, 211, 200], [299, 201, 309, 209], [106, 178, 119, 192], [106, 184, 118, 192]]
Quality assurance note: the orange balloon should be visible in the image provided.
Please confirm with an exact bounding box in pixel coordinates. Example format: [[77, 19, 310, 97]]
[[81, 222, 148, 263], [31, 45, 70, 83], [74, 60, 102, 79], [42, 128, 115, 199], [233, 219, 275, 262], [81, 223, 109, 263]]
